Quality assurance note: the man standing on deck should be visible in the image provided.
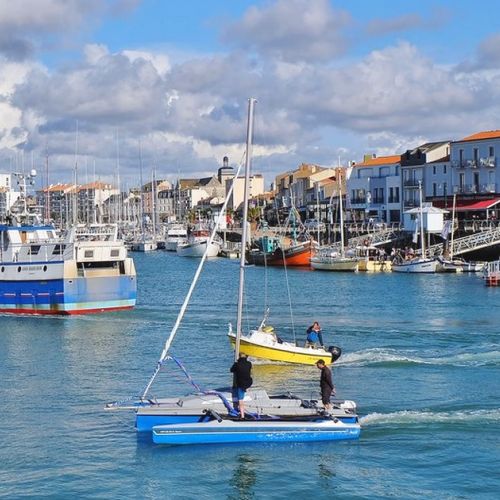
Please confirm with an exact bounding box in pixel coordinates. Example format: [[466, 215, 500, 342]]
[[230, 353, 253, 419], [316, 359, 334, 411]]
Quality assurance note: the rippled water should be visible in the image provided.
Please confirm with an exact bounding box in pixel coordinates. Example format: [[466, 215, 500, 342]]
[[1, 253, 499, 499]]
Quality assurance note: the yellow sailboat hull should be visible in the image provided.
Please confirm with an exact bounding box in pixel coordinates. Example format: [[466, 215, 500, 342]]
[[229, 335, 333, 365]]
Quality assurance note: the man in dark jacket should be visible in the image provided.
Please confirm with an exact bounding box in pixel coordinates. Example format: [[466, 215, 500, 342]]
[[316, 359, 334, 411], [230, 353, 253, 418]]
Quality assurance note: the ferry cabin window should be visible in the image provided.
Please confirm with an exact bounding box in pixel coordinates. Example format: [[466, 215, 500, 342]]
[[84, 250, 94, 258], [110, 249, 120, 257], [29, 245, 41, 255], [52, 244, 66, 255]]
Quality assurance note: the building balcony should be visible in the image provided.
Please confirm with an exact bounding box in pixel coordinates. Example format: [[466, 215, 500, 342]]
[[372, 197, 385, 204], [388, 197, 400, 204], [403, 179, 421, 188], [480, 156, 496, 168], [350, 197, 366, 205], [403, 200, 418, 208]]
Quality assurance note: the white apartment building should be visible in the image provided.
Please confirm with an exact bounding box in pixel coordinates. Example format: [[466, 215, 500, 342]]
[[400, 142, 450, 210], [347, 155, 402, 222], [450, 130, 499, 200]]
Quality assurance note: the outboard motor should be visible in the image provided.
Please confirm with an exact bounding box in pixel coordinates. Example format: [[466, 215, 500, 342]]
[[328, 346, 342, 362]]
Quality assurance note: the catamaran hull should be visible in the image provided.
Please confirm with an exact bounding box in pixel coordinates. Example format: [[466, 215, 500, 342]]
[[152, 419, 361, 445], [0, 275, 136, 315]]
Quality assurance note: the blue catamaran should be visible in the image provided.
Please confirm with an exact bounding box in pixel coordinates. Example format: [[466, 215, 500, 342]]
[[106, 98, 361, 445]]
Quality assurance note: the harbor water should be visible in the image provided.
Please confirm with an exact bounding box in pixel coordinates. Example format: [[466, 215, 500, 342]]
[[1, 253, 499, 499]]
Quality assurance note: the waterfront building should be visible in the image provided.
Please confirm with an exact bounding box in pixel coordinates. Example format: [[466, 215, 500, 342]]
[[400, 142, 450, 212], [347, 154, 401, 223], [274, 163, 326, 210], [226, 173, 265, 211], [447, 130, 500, 219]]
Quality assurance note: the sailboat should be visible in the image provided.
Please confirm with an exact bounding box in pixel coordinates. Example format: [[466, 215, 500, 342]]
[[106, 99, 360, 445], [392, 181, 439, 273], [310, 185, 359, 271]]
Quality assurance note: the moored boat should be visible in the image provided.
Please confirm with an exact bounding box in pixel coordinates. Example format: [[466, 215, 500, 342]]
[[392, 256, 439, 273], [165, 223, 188, 251], [484, 259, 500, 286], [310, 252, 359, 271], [0, 222, 136, 314], [246, 238, 313, 266]]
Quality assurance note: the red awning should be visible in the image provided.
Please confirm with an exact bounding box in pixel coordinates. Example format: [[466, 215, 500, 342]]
[[454, 197, 500, 211]]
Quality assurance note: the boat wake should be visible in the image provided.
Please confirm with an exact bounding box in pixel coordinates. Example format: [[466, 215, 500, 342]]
[[360, 408, 500, 426], [336, 348, 500, 367]]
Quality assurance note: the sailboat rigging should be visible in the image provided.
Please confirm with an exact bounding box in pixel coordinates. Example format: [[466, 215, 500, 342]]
[[106, 98, 360, 445]]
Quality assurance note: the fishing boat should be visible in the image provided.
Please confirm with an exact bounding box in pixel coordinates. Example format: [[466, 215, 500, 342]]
[[152, 412, 360, 445], [106, 98, 360, 444], [246, 236, 313, 267], [227, 314, 342, 365], [0, 221, 136, 314]]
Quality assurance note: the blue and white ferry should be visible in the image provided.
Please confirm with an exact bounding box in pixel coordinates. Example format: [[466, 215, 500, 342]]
[[0, 221, 136, 315]]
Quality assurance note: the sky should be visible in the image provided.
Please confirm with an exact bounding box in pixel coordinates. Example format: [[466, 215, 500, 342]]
[[1, 0, 500, 190]]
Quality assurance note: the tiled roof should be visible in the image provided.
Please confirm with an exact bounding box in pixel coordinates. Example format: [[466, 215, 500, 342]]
[[354, 155, 401, 167], [459, 130, 500, 142], [78, 181, 113, 191]]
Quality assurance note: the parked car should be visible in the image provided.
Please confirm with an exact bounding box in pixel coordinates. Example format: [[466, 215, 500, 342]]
[[304, 219, 325, 231]]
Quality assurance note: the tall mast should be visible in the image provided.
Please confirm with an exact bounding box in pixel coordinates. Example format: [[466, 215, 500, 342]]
[[450, 193, 457, 260], [234, 97, 256, 361], [139, 141, 145, 242], [73, 121, 79, 226], [419, 181, 425, 256], [45, 147, 49, 223], [339, 183, 345, 257]]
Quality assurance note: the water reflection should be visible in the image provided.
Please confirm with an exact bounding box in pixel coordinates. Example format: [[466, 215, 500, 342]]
[[228, 454, 258, 500]]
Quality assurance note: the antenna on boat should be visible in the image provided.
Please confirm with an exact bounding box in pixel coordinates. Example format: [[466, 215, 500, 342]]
[[234, 97, 256, 361]]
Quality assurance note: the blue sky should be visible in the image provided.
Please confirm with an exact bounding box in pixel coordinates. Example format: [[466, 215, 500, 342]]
[[1, 0, 500, 188]]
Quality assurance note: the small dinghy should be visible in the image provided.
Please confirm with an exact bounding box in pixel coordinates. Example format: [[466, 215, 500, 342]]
[[152, 411, 361, 445]]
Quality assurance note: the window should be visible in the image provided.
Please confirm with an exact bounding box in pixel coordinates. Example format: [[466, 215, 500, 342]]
[[433, 166, 436, 175], [110, 249, 120, 257], [28, 245, 41, 255], [443, 164, 447, 174], [52, 244, 65, 255], [473, 148, 479, 164], [459, 173, 465, 188], [459, 149, 464, 164], [395, 187, 400, 203], [489, 146, 495, 157], [433, 183, 437, 197], [443, 182, 447, 196], [84, 250, 94, 258]]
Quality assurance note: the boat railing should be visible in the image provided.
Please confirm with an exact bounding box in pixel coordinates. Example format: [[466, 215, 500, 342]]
[[1, 240, 75, 264]]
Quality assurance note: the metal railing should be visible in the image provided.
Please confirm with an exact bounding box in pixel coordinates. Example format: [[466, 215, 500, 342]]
[[427, 225, 500, 256]]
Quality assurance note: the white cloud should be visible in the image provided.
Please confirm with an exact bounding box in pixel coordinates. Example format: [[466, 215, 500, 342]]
[[221, 0, 351, 62]]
